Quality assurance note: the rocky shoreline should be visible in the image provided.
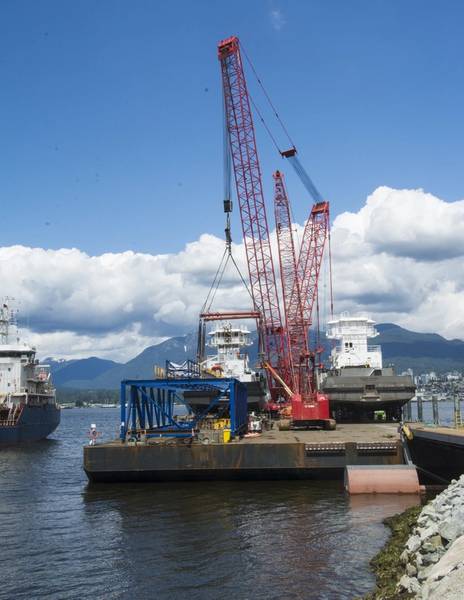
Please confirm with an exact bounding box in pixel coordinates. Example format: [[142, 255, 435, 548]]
[[365, 475, 464, 599]]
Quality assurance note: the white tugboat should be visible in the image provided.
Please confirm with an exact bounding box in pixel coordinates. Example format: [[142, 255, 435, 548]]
[[0, 300, 60, 443], [185, 322, 267, 412], [319, 313, 415, 421]]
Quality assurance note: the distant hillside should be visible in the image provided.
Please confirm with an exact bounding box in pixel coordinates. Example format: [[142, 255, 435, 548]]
[[45, 323, 464, 390], [377, 323, 464, 373], [46, 356, 121, 387]]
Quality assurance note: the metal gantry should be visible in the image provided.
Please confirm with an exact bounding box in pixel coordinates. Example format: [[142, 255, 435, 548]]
[[119, 378, 248, 440]]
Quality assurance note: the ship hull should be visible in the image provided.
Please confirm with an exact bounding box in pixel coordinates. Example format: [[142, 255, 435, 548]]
[[321, 372, 415, 421], [184, 380, 267, 414], [0, 404, 61, 444]]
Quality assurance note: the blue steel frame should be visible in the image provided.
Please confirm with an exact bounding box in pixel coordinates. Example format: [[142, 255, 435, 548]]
[[119, 378, 248, 441]]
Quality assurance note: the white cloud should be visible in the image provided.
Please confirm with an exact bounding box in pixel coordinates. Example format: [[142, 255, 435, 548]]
[[269, 7, 286, 31], [0, 236, 251, 362], [2, 185, 464, 362], [330, 186, 464, 339]]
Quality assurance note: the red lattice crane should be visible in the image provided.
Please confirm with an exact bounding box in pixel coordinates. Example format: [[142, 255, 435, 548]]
[[297, 201, 330, 329], [273, 171, 331, 424], [273, 171, 309, 395], [218, 36, 291, 397], [218, 35, 333, 426]]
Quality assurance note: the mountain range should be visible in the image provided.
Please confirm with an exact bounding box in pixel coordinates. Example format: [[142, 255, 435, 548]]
[[45, 323, 464, 390]]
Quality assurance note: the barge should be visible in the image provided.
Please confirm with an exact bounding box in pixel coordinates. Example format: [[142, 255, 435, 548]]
[[84, 423, 405, 482], [83, 376, 408, 483]]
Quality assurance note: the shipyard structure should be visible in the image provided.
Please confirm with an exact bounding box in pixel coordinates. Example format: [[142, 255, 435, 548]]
[[85, 35, 420, 491], [320, 314, 415, 421]]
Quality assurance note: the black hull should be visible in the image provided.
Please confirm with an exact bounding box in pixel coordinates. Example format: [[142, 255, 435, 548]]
[[184, 380, 266, 413], [321, 372, 415, 421]]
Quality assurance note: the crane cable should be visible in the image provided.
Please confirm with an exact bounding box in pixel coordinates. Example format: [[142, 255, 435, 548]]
[[201, 96, 254, 316], [240, 41, 296, 152], [240, 40, 324, 204]]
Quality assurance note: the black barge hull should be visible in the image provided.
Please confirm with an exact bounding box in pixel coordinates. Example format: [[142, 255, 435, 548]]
[[84, 425, 404, 483]]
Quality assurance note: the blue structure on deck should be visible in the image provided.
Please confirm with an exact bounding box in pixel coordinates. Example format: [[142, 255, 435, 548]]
[[119, 378, 248, 441]]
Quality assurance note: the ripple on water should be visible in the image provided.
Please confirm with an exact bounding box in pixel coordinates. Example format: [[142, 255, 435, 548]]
[[0, 408, 421, 600]]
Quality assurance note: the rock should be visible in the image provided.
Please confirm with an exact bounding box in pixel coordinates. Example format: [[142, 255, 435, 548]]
[[420, 524, 439, 541], [421, 505, 437, 519], [425, 534, 464, 582], [397, 574, 421, 594], [417, 564, 434, 582], [428, 564, 464, 599], [407, 534, 421, 552], [400, 549, 410, 564], [406, 562, 417, 577], [428, 534, 444, 550], [438, 510, 464, 542], [422, 551, 440, 565]]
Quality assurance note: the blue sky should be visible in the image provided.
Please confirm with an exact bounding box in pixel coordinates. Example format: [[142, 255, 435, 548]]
[[2, 0, 464, 255]]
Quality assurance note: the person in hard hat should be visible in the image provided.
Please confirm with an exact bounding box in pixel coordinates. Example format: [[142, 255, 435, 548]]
[[88, 423, 100, 445]]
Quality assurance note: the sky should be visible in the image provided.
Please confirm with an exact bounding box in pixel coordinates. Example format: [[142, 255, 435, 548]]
[[1, 1, 464, 361]]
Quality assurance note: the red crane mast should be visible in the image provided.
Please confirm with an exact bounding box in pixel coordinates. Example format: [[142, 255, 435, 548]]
[[218, 36, 290, 391], [273, 170, 310, 398], [297, 201, 330, 328], [217, 36, 333, 427]]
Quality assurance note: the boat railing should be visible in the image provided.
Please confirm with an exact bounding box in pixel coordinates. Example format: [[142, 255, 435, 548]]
[[0, 403, 24, 427]]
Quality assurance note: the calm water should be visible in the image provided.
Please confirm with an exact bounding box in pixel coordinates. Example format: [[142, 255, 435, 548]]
[[0, 408, 424, 600]]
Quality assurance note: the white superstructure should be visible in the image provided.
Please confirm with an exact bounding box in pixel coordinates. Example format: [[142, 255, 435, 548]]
[[202, 322, 258, 382], [0, 301, 55, 407], [326, 312, 382, 370]]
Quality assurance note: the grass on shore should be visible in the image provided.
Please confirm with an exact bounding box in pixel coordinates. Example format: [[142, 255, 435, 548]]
[[362, 504, 422, 600]]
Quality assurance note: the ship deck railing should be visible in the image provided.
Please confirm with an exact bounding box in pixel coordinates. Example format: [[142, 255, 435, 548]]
[[0, 404, 23, 427]]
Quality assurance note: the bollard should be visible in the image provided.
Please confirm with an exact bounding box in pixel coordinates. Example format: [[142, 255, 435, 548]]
[[404, 400, 412, 422], [432, 395, 439, 425], [454, 391, 462, 428], [417, 395, 423, 422]]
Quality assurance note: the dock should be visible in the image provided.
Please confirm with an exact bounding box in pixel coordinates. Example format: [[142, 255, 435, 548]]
[[407, 424, 464, 483], [84, 423, 404, 482]]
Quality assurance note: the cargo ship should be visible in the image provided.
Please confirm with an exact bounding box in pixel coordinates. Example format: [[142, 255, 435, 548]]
[[319, 313, 415, 421], [0, 301, 60, 443]]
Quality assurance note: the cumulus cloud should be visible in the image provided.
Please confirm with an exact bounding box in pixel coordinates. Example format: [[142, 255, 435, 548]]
[[331, 186, 464, 339], [335, 186, 464, 261], [0, 236, 251, 361], [2, 185, 464, 362]]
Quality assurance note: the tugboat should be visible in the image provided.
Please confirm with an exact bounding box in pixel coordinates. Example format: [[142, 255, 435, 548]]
[[0, 300, 60, 443], [319, 313, 415, 421], [184, 322, 267, 413]]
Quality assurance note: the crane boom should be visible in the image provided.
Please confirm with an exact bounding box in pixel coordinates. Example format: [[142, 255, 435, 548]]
[[218, 36, 290, 385], [297, 201, 330, 326], [273, 171, 311, 397]]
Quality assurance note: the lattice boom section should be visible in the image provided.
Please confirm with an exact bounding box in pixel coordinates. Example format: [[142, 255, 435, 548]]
[[218, 37, 286, 375]]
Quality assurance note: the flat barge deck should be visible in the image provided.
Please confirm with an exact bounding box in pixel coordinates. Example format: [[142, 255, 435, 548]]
[[84, 423, 404, 482]]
